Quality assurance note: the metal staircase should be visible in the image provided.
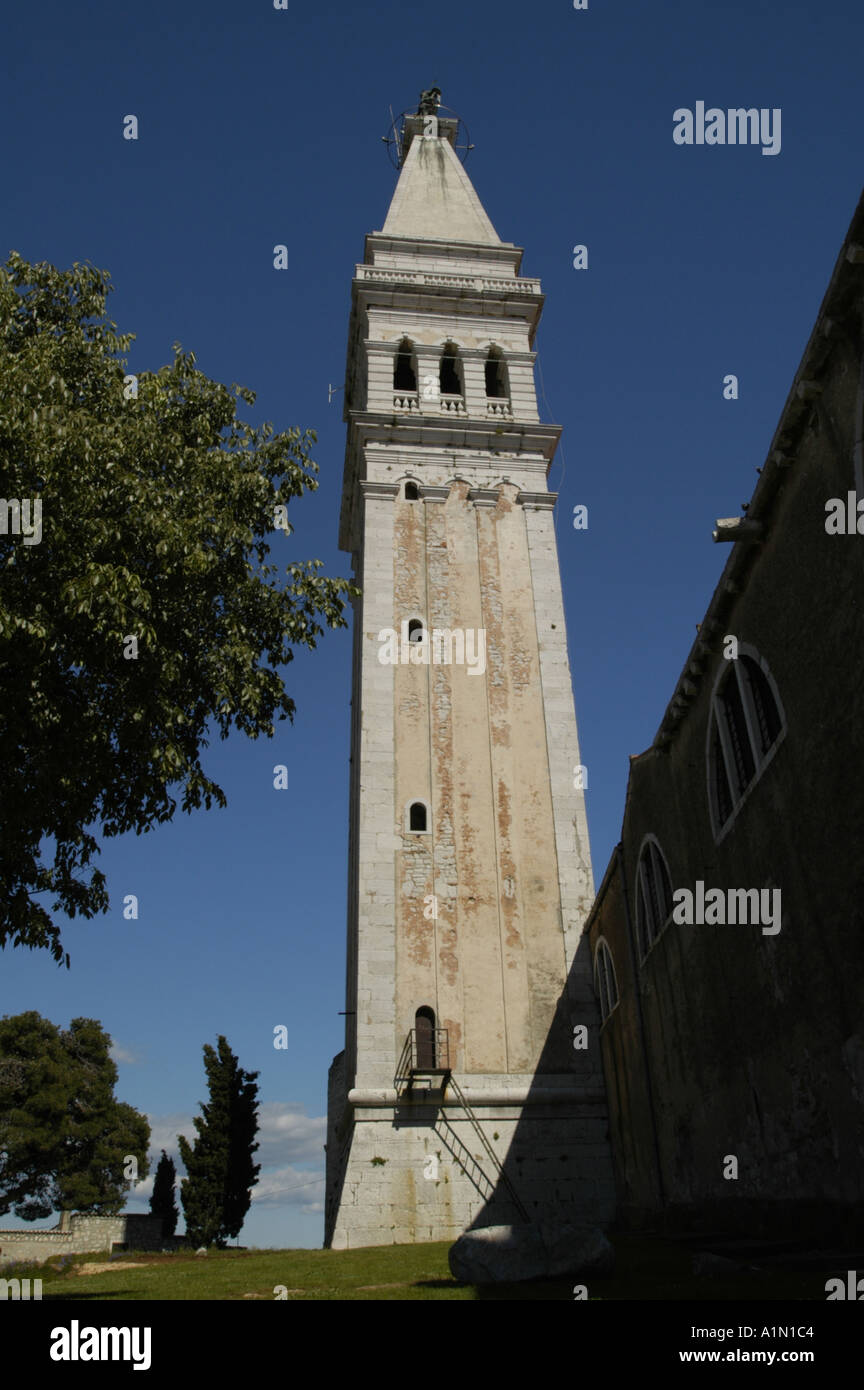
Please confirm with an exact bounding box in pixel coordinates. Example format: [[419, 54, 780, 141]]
[[444, 1074, 530, 1223], [396, 1028, 530, 1223]]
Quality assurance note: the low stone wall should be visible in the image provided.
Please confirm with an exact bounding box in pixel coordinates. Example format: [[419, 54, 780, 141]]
[[0, 1213, 175, 1267]]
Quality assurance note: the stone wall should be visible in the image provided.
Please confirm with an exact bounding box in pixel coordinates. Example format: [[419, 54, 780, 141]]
[[327, 1083, 614, 1250], [0, 1213, 171, 1267]]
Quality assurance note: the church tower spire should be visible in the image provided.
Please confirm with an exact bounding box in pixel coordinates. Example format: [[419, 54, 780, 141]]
[[325, 93, 614, 1250], [381, 92, 500, 244]]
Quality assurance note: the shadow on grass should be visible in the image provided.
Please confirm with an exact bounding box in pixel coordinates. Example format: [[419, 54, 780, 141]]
[[40, 1290, 129, 1300]]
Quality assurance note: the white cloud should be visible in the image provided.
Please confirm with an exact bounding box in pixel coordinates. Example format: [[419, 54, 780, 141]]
[[125, 1161, 324, 1216], [132, 1104, 326, 1214], [144, 1103, 324, 1168], [147, 1113, 195, 1161], [109, 1039, 140, 1065], [255, 1103, 326, 1165], [129, 1174, 155, 1201], [251, 1165, 325, 1211]]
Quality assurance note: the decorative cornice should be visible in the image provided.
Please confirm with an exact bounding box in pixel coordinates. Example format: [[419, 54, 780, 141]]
[[364, 232, 524, 273], [358, 480, 400, 500], [467, 487, 501, 508], [365, 338, 537, 363], [350, 269, 545, 338], [355, 265, 541, 297], [348, 1086, 606, 1108], [517, 490, 557, 510], [345, 411, 561, 461]]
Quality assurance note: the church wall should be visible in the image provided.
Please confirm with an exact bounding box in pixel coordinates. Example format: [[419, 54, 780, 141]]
[[584, 852, 664, 1224], [587, 283, 864, 1238]]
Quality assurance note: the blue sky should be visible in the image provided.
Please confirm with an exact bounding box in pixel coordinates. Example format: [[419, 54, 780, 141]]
[[2, 0, 862, 1249]]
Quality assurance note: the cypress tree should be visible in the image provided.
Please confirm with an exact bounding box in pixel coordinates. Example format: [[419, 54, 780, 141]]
[[149, 1150, 178, 1237], [178, 1037, 260, 1248]]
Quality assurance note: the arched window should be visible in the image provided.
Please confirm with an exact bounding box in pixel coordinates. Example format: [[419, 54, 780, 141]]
[[404, 481, 420, 501], [394, 339, 417, 392], [415, 1006, 436, 1068], [484, 346, 509, 399], [707, 649, 784, 837], [408, 801, 428, 832], [635, 836, 673, 959], [407, 618, 424, 644], [439, 343, 463, 397], [594, 939, 619, 1023]]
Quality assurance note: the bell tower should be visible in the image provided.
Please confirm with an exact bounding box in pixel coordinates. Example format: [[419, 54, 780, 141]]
[[325, 92, 614, 1249]]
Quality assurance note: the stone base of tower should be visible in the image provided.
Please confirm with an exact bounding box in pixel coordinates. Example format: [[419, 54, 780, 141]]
[[324, 1071, 615, 1250]]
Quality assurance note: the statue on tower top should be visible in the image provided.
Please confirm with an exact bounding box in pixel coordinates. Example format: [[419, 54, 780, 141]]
[[417, 87, 441, 116]]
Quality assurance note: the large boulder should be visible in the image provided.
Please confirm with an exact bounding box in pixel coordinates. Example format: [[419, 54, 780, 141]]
[[449, 1223, 613, 1285]]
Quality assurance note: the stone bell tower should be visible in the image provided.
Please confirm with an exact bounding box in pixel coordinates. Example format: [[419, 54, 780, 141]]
[[325, 91, 614, 1249]]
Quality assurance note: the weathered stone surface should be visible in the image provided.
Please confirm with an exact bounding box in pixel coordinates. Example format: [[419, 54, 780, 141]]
[[449, 1223, 614, 1284], [0, 1214, 169, 1268]]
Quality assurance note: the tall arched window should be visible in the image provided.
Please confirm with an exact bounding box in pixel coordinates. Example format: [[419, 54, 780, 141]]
[[394, 339, 417, 392], [439, 343, 463, 397], [635, 836, 673, 959], [415, 1006, 436, 1068], [707, 648, 784, 837], [594, 939, 619, 1023], [404, 481, 420, 500], [484, 346, 509, 399]]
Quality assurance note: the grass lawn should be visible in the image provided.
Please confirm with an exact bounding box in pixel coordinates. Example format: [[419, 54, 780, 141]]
[[7, 1234, 828, 1301]]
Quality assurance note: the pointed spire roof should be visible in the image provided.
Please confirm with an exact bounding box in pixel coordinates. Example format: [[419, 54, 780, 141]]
[[382, 118, 501, 245]]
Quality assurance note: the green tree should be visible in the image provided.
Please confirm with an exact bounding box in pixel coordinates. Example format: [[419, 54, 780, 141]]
[[0, 252, 356, 963], [179, 1036, 260, 1248], [149, 1149, 179, 1237], [0, 1010, 149, 1219]]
